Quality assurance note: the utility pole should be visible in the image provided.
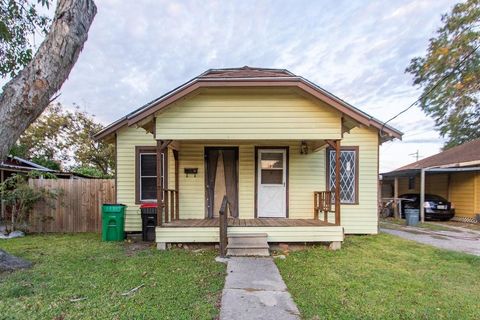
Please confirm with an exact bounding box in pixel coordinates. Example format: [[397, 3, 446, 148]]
[[409, 150, 420, 161]]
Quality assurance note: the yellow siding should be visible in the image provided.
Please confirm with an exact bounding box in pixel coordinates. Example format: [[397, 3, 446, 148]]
[[175, 127, 379, 234], [176, 141, 325, 220], [340, 127, 379, 234], [155, 89, 342, 140], [450, 172, 476, 218], [397, 174, 449, 199], [476, 173, 480, 214], [116, 126, 156, 231]]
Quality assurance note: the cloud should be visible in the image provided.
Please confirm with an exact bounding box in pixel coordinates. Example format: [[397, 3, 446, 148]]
[[52, 0, 457, 170]]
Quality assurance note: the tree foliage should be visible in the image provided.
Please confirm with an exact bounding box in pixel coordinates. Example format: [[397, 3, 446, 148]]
[[406, 0, 480, 149], [12, 103, 115, 176], [0, 0, 51, 77], [0, 170, 58, 232]]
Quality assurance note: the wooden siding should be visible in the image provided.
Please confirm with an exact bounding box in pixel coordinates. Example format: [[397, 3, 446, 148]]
[[155, 225, 344, 243], [449, 172, 476, 218], [340, 127, 379, 234], [175, 126, 379, 234], [116, 126, 156, 231], [476, 173, 480, 215], [155, 89, 342, 140], [396, 174, 449, 199]]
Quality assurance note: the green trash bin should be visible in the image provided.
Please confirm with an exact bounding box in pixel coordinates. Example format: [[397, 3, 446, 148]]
[[102, 204, 126, 241]]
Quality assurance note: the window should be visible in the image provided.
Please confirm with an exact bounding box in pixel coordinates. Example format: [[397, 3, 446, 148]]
[[135, 147, 167, 203], [327, 147, 358, 204], [139, 153, 157, 201], [408, 176, 415, 190]]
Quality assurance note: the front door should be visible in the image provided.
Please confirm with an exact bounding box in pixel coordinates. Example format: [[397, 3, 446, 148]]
[[257, 148, 287, 217], [205, 147, 239, 218]]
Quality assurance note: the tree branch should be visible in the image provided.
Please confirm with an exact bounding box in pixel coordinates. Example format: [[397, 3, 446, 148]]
[[0, 0, 97, 161]]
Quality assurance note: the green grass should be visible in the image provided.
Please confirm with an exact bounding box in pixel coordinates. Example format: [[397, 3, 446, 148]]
[[276, 234, 480, 320], [0, 234, 225, 320]]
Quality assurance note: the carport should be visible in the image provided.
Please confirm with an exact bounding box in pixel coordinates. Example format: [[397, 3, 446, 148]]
[[381, 166, 480, 222]]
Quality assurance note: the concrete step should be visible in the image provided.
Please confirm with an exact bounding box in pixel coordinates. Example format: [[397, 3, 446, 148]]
[[226, 247, 270, 257], [227, 233, 270, 257]]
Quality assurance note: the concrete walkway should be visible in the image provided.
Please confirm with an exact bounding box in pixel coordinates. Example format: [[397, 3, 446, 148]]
[[219, 257, 300, 320], [381, 224, 480, 256]]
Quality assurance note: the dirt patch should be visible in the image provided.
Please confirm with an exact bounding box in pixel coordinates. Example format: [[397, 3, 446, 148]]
[[123, 241, 154, 256]]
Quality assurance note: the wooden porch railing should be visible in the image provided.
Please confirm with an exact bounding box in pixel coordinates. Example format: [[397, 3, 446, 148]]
[[162, 189, 179, 224], [219, 195, 228, 258], [314, 191, 335, 223]]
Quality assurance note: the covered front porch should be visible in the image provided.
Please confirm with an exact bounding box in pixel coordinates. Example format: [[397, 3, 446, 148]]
[[149, 138, 345, 247]]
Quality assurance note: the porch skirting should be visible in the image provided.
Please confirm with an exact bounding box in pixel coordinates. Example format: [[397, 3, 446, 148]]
[[155, 219, 344, 243]]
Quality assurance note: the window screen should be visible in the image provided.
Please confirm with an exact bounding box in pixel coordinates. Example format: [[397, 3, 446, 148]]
[[140, 154, 157, 200], [328, 148, 358, 204]]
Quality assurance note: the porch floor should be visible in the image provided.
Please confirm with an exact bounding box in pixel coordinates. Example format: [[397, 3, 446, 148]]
[[161, 218, 335, 228]]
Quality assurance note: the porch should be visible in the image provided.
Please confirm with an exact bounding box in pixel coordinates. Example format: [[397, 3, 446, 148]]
[[161, 217, 335, 227], [155, 218, 344, 244]]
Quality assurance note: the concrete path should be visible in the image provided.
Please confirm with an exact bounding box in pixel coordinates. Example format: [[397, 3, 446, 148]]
[[381, 224, 480, 256], [219, 257, 300, 320]]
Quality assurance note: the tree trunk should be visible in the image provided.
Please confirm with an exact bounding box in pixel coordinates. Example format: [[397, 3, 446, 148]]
[[0, 0, 97, 161]]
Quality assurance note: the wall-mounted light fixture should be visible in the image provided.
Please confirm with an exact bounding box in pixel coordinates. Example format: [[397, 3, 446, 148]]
[[300, 141, 309, 155]]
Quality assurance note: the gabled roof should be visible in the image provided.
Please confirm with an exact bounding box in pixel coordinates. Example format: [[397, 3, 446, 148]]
[[391, 139, 480, 172], [94, 66, 403, 141]]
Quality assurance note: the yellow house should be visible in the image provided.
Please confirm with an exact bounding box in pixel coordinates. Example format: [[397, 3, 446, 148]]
[[95, 67, 402, 250], [381, 139, 480, 223]]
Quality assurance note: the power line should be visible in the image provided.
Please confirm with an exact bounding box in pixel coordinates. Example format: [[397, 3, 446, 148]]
[[381, 42, 480, 133]]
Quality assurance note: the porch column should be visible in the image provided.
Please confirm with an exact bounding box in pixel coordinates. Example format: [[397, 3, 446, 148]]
[[156, 140, 171, 226], [173, 150, 179, 220], [334, 140, 341, 226], [394, 177, 399, 218], [420, 169, 425, 223]]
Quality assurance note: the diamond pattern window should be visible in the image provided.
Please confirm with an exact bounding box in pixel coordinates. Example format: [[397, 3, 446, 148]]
[[328, 148, 358, 204]]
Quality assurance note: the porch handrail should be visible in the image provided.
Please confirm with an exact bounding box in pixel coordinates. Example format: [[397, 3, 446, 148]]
[[163, 189, 179, 223], [219, 195, 228, 258], [314, 191, 334, 222]]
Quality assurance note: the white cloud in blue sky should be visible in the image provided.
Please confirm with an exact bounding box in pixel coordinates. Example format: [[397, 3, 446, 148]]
[[53, 0, 459, 171]]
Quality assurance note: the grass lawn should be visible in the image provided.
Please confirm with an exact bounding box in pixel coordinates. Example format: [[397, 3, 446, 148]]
[[276, 234, 480, 320], [0, 234, 225, 320]]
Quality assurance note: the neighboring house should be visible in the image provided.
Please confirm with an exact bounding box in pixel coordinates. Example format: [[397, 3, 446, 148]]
[[95, 66, 402, 248], [0, 155, 93, 223], [381, 139, 480, 223], [0, 155, 91, 180]]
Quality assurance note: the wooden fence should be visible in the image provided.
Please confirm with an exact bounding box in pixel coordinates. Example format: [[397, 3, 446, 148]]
[[29, 179, 115, 233]]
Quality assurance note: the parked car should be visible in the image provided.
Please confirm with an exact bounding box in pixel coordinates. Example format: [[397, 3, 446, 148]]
[[398, 193, 455, 221]]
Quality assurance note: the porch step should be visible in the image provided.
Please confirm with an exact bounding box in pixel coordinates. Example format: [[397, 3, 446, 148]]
[[226, 233, 270, 257]]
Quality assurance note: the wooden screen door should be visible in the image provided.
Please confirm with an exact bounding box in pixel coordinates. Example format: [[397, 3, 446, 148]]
[[257, 148, 287, 217], [205, 147, 238, 218]]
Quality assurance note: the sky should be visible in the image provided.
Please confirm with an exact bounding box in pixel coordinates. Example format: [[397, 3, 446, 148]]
[[31, 0, 462, 171]]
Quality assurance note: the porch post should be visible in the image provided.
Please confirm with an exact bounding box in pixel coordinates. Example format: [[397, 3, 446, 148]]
[[173, 150, 179, 220], [335, 140, 341, 226], [156, 140, 172, 226], [420, 169, 425, 223], [394, 177, 399, 218], [156, 140, 164, 226]]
